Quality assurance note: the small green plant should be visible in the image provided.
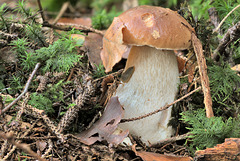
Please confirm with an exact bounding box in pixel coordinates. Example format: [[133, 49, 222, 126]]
[[11, 36, 83, 74], [24, 24, 46, 46], [8, 75, 24, 94], [28, 80, 71, 115], [20, 51, 37, 71], [15, 0, 34, 20], [60, 103, 76, 116], [28, 93, 54, 115], [92, 9, 121, 30], [0, 3, 7, 30], [181, 109, 240, 150], [10, 38, 30, 54], [93, 63, 106, 78], [232, 41, 240, 64], [208, 64, 240, 103], [36, 37, 82, 73]]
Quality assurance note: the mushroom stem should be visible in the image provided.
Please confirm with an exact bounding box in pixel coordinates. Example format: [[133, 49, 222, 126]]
[[116, 46, 179, 145]]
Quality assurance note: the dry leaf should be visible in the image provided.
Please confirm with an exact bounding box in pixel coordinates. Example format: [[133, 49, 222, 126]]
[[36, 140, 47, 152], [0, 46, 17, 63], [187, 63, 195, 83], [231, 64, 240, 72], [84, 33, 104, 68], [99, 75, 114, 105], [195, 138, 240, 161], [77, 97, 128, 146], [176, 56, 187, 73], [132, 145, 192, 161]]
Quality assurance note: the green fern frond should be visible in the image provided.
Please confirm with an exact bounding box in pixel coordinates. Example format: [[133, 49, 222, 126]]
[[35, 37, 82, 73], [28, 93, 54, 115], [181, 109, 240, 150], [208, 64, 240, 102]]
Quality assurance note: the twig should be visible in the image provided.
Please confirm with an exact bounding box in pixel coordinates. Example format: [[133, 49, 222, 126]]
[[212, 21, 240, 61], [121, 86, 201, 123], [0, 132, 46, 161], [93, 69, 123, 83], [42, 21, 104, 35], [37, 0, 46, 22], [56, 22, 104, 35], [208, 7, 222, 35], [0, 140, 8, 159], [151, 133, 191, 148], [42, 133, 53, 158], [213, 4, 240, 33], [1, 63, 40, 115], [16, 136, 57, 140], [23, 104, 66, 142], [0, 30, 18, 39], [53, 2, 69, 25]]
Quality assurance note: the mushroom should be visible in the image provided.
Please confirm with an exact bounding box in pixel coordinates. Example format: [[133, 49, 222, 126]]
[[100, 5, 208, 145]]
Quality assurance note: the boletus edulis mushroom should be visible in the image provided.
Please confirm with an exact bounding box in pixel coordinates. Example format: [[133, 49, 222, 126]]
[[101, 5, 212, 145]]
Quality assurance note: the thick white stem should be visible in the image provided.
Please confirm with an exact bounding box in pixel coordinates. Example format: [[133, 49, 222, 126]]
[[116, 46, 179, 145]]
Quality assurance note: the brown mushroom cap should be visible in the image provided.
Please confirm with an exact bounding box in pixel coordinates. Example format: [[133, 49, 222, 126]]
[[101, 5, 195, 72]]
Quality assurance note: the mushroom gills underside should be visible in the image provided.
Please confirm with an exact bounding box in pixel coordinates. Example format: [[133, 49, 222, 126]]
[[116, 45, 179, 145]]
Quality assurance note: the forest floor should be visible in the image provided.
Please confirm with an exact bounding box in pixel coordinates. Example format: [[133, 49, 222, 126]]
[[0, 0, 240, 160]]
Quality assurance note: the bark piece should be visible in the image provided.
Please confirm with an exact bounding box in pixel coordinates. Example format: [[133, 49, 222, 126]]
[[191, 33, 213, 118], [132, 145, 193, 161], [84, 33, 103, 68], [195, 138, 240, 161]]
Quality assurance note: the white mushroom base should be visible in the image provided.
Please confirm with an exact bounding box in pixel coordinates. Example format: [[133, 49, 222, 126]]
[[116, 46, 179, 145]]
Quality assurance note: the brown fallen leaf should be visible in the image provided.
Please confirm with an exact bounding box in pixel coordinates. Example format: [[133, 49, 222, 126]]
[[36, 140, 47, 152], [176, 56, 187, 73], [77, 97, 128, 146], [231, 64, 240, 72], [132, 145, 193, 161], [187, 63, 196, 83], [84, 33, 104, 68], [99, 75, 114, 105], [195, 138, 240, 161]]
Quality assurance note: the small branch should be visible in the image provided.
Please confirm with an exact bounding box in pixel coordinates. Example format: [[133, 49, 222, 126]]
[[212, 21, 240, 61], [93, 69, 123, 83], [53, 2, 69, 25], [42, 21, 104, 35], [56, 22, 104, 35], [16, 136, 57, 140], [208, 7, 222, 35], [151, 133, 191, 148], [121, 86, 202, 123], [0, 30, 18, 39], [37, 0, 46, 22], [0, 132, 46, 161], [42, 133, 53, 158], [1, 63, 40, 115], [213, 4, 240, 33]]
